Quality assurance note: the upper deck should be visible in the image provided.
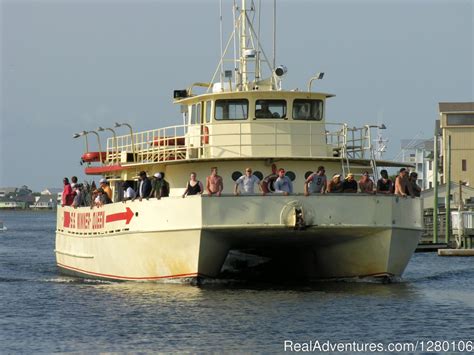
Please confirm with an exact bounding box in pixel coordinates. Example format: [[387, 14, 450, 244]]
[[86, 90, 380, 174]]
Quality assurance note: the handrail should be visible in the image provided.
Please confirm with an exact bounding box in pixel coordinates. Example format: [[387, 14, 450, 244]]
[[104, 121, 381, 165]]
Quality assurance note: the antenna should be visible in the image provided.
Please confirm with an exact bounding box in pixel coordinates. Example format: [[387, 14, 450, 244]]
[[219, 0, 224, 88]]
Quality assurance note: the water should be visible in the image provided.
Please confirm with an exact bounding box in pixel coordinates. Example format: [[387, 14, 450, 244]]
[[1, 211, 473, 353]]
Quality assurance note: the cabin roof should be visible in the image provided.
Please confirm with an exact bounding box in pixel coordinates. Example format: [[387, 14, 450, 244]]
[[174, 90, 335, 105]]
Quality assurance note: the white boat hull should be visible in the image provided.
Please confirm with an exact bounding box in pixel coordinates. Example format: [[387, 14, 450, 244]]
[[55, 195, 423, 281]]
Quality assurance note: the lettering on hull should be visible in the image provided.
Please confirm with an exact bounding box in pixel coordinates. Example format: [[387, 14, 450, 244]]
[[63, 208, 134, 230]]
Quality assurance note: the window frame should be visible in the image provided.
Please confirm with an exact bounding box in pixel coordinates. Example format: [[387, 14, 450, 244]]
[[292, 99, 324, 121], [214, 99, 249, 121], [254, 99, 287, 119]]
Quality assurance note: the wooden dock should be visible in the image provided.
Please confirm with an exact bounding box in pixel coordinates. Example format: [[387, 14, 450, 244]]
[[438, 249, 474, 256], [416, 243, 448, 252]]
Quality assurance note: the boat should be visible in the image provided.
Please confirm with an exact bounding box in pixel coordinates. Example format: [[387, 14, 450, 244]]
[[55, 1, 423, 283], [0, 221, 7, 232]]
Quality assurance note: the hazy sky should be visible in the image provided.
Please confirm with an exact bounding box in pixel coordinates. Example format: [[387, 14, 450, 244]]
[[1, 0, 473, 191]]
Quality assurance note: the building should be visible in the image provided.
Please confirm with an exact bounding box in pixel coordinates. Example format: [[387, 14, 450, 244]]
[[33, 195, 57, 209], [0, 187, 18, 198], [422, 182, 474, 210], [399, 138, 434, 190], [41, 188, 63, 204], [0, 198, 28, 209], [439, 102, 474, 186]]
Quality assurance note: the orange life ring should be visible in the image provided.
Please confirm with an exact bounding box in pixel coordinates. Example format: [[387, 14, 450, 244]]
[[81, 152, 107, 162]]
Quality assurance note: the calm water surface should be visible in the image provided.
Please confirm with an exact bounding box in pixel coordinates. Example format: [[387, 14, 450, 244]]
[[1, 211, 473, 353]]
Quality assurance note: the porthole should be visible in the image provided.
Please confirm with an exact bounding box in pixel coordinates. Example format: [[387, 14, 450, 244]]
[[305, 171, 313, 179], [285, 171, 296, 181], [253, 171, 263, 180], [232, 171, 243, 181]]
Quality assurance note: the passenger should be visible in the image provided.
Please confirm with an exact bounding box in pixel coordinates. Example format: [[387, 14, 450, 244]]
[[122, 181, 136, 202], [327, 174, 343, 193], [159, 172, 170, 198], [71, 176, 78, 189], [376, 169, 393, 194], [408, 172, 421, 197], [151, 172, 170, 199], [61, 177, 75, 207], [234, 168, 262, 195], [262, 163, 278, 194], [358, 171, 374, 194], [206, 167, 223, 197], [96, 187, 112, 206], [394, 168, 414, 197], [342, 173, 358, 193], [255, 102, 273, 118], [135, 171, 152, 201], [182, 172, 204, 198], [274, 168, 293, 195], [99, 178, 113, 201], [304, 166, 327, 196], [71, 183, 84, 208]]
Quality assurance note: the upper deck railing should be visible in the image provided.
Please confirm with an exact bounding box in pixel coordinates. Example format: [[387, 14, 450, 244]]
[[104, 122, 377, 165]]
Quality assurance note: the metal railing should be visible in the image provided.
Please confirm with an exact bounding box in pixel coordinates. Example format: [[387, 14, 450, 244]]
[[105, 121, 378, 165]]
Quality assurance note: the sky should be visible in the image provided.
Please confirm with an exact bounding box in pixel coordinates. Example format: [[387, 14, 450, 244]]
[[1, 0, 473, 191]]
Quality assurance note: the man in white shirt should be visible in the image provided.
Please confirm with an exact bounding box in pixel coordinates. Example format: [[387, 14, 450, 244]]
[[234, 168, 262, 195]]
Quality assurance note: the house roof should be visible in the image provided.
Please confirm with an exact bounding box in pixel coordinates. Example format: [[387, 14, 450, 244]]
[[0, 187, 18, 194], [41, 188, 63, 195], [439, 102, 474, 113], [35, 195, 56, 204]]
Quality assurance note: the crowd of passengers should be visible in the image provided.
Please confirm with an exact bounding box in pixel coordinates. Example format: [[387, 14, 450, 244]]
[[61, 166, 420, 208]]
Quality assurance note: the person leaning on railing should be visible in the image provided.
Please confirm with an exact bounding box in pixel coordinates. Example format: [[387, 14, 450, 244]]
[[304, 166, 327, 196], [358, 171, 374, 194], [342, 173, 358, 193], [327, 174, 343, 193], [206, 167, 223, 197], [376, 170, 393, 194], [182, 172, 203, 198], [234, 168, 262, 195], [273, 168, 293, 196]]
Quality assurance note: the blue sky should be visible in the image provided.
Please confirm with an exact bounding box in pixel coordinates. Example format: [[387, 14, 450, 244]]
[[1, 0, 473, 191]]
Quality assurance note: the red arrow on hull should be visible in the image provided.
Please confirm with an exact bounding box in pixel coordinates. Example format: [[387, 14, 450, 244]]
[[106, 207, 134, 224]]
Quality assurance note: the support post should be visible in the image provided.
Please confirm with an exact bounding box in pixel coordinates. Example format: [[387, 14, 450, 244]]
[[433, 135, 438, 243], [445, 135, 451, 245]]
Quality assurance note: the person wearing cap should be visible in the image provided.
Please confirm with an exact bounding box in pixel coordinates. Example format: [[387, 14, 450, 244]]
[[342, 173, 358, 193], [99, 178, 113, 201], [358, 171, 374, 194], [135, 171, 152, 201], [274, 168, 293, 195], [234, 167, 262, 195], [151, 172, 170, 199], [327, 173, 343, 193], [376, 169, 393, 194], [394, 168, 414, 197], [408, 172, 421, 197], [304, 166, 327, 196]]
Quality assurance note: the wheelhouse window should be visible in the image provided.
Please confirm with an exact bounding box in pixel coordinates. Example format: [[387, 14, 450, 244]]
[[293, 99, 323, 121], [215, 99, 248, 120], [255, 100, 287, 119]]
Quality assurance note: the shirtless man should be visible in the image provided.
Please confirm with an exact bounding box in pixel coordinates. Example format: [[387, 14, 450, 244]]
[[206, 167, 223, 197], [394, 168, 414, 197]]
